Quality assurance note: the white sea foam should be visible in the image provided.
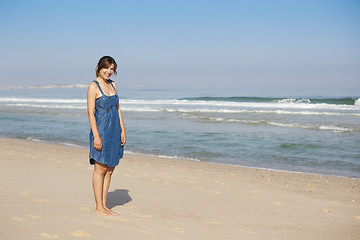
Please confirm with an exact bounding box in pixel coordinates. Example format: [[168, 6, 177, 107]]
[[318, 125, 351, 132], [121, 107, 160, 112], [2, 97, 360, 117], [125, 151, 200, 162], [195, 116, 355, 132], [4, 103, 86, 109], [0, 97, 86, 103], [242, 119, 353, 132], [275, 98, 311, 104], [355, 98, 360, 106], [3, 103, 360, 116], [268, 110, 360, 116], [26, 137, 85, 148], [120, 99, 359, 111], [123, 107, 359, 116], [1, 97, 360, 111]]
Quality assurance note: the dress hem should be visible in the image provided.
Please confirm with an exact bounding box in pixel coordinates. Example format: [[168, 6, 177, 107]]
[[89, 157, 120, 168]]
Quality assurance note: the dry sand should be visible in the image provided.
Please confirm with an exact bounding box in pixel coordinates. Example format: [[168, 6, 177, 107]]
[[0, 137, 359, 240]]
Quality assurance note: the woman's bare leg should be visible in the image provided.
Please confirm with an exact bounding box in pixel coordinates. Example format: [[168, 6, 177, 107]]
[[103, 166, 118, 215], [92, 162, 112, 215]]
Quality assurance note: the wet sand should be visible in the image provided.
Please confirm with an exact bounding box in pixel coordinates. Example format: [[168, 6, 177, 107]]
[[0, 137, 359, 239]]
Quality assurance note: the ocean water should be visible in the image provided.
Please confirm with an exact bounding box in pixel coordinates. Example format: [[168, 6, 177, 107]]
[[0, 86, 359, 178]]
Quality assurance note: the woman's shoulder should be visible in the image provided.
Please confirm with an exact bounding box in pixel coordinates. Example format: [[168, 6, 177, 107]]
[[88, 81, 98, 90]]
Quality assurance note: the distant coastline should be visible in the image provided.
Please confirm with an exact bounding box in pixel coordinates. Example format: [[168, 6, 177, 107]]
[[0, 86, 24, 90], [29, 84, 88, 89], [0, 84, 88, 90]]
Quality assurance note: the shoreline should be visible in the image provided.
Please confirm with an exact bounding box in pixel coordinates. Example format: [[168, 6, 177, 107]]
[[1, 136, 360, 192], [1, 136, 359, 239], [2, 135, 359, 180]]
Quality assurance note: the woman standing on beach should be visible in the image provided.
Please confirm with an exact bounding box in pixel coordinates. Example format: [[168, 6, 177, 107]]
[[87, 56, 126, 216]]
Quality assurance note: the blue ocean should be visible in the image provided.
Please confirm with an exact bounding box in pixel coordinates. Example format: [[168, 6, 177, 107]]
[[0, 85, 359, 178]]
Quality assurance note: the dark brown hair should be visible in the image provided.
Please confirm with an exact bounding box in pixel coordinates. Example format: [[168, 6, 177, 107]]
[[96, 56, 118, 77]]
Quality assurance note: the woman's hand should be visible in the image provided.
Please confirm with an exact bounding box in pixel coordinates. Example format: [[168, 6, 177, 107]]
[[94, 137, 102, 151], [121, 132, 127, 146]]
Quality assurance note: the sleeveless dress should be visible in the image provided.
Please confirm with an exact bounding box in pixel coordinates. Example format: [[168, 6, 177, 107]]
[[89, 80, 124, 167]]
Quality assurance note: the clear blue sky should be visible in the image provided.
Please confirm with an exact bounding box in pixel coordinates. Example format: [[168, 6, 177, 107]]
[[0, 0, 359, 92]]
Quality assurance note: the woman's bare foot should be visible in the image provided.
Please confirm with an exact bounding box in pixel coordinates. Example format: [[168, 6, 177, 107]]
[[105, 207, 118, 216], [95, 208, 113, 216]]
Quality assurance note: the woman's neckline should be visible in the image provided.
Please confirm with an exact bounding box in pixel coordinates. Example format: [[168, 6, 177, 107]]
[[95, 80, 117, 97]]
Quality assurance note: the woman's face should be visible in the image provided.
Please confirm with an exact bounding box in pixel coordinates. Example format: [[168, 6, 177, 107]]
[[98, 64, 115, 80]]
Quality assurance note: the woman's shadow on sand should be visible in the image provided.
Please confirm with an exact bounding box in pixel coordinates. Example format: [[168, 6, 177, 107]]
[[107, 189, 132, 209]]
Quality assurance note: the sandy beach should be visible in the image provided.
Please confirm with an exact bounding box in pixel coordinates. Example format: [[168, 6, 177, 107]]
[[0, 137, 359, 240]]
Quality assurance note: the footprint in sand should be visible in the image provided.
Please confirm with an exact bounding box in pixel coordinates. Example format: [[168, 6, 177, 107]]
[[111, 216, 129, 222], [272, 202, 283, 206], [254, 190, 264, 193], [12, 216, 25, 221], [140, 171, 149, 176], [307, 184, 316, 189], [5, 150, 15, 156], [354, 216, 360, 220], [80, 207, 92, 212], [186, 180, 198, 184], [213, 180, 224, 185], [239, 228, 254, 234], [320, 209, 331, 213], [212, 191, 221, 195], [28, 215, 42, 219], [208, 221, 222, 225], [71, 230, 91, 237], [34, 199, 52, 203], [127, 205, 138, 210], [171, 227, 185, 233], [40, 233, 59, 239], [21, 191, 31, 196]]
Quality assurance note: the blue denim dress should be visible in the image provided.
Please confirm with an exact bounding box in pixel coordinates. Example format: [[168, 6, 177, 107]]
[[89, 80, 124, 167]]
